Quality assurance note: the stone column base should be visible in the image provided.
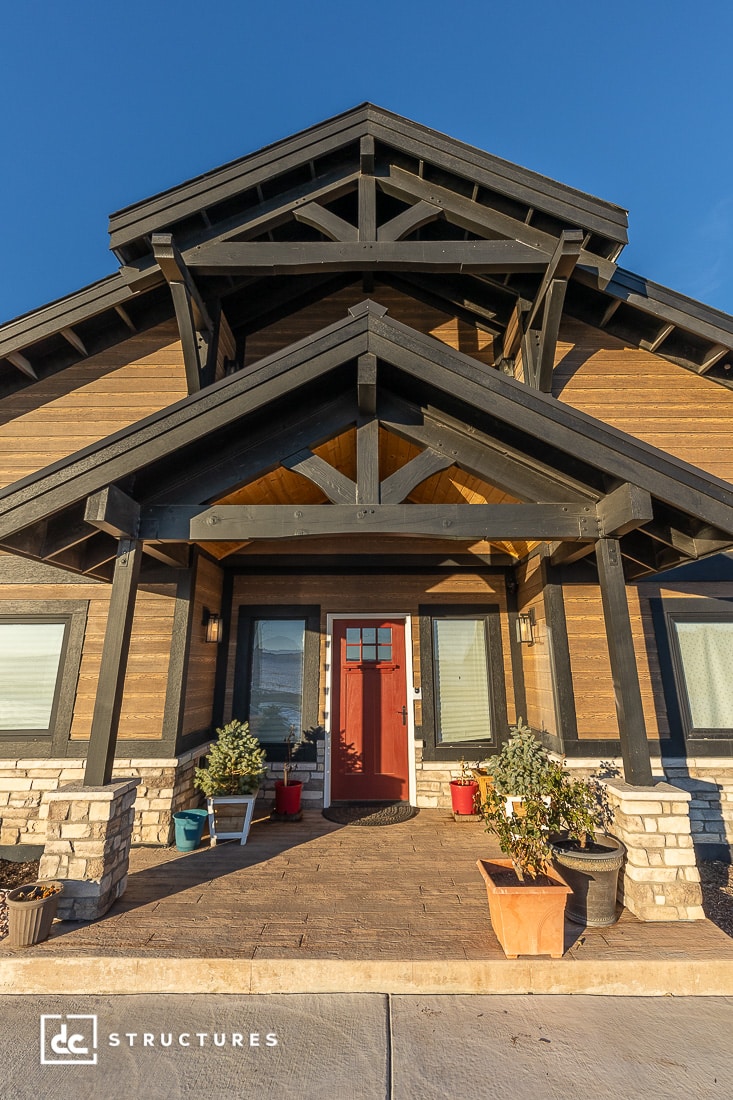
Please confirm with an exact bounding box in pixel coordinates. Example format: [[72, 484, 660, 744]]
[[601, 779, 705, 921], [37, 779, 140, 921]]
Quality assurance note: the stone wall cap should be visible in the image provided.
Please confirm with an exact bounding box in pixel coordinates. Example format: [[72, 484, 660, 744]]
[[601, 779, 691, 801], [44, 779, 141, 800]]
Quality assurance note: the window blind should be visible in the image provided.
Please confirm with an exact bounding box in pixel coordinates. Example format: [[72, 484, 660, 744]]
[[434, 618, 492, 743], [0, 622, 67, 731], [674, 620, 733, 730]]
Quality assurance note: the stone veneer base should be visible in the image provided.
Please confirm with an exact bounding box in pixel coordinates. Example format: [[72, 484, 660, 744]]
[[37, 779, 140, 921], [600, 779, 705, 922]]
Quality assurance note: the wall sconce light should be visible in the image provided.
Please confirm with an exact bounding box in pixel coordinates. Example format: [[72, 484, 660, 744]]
[[203, 608, 223, 644], [516, 609, 535, 646]]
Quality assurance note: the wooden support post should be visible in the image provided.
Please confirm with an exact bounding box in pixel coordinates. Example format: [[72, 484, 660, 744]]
[[358, 351, 377, 415], [84, 538, 143, 786], [596, 537, 654, 785], [356, 418, 380, 505]]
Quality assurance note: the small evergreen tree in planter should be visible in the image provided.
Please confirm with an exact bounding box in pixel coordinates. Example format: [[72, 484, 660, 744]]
[[194, 720, 266, 845]]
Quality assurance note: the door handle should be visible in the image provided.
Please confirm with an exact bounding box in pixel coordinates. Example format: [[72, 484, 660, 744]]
[[399, 705, 408, 725]]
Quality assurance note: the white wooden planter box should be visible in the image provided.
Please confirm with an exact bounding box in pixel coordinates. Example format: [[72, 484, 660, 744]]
[[206, 794, 257, 845]]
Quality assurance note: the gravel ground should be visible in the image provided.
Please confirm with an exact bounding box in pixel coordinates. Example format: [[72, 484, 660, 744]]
[[0, 858, 731, 943], [699, 860, 733, 937]]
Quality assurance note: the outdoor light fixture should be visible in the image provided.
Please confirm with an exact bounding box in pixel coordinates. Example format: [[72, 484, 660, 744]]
[[516, 609, 535, 646], [203, 608, 223, 644]]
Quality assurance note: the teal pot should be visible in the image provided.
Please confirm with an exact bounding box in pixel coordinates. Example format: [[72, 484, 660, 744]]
[[551, 834, 626, 927], [173, 808, 209, 852], [6, 881, 64, 946]]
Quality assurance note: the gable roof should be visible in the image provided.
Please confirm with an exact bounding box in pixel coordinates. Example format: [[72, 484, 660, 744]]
[[1, 303, 732, 582], [1, 106, 732, 399]]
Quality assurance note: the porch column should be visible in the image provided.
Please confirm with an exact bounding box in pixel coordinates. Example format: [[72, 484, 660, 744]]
[[84, 538, 143, 786], [596, 537, 653, 785]]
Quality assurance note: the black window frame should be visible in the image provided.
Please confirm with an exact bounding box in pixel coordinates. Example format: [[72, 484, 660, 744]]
[[652, 596, 733, 752], [0, 600, 88, 753], [232, 604, 320, 762], [418, 603, 508, 761]]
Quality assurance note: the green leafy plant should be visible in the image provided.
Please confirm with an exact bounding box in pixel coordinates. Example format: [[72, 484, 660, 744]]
[[479, 719, 599, 880], [194, 719, 266, 797]]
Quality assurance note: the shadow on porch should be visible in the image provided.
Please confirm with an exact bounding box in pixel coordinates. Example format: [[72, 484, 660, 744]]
[[3, 809, 733, 981]]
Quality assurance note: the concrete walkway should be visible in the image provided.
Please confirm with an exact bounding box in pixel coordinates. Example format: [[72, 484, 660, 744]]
[[2, 811, 733, 995]]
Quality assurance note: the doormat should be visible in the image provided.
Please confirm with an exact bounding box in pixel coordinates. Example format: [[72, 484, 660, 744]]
[[322, 802, 418, 826]]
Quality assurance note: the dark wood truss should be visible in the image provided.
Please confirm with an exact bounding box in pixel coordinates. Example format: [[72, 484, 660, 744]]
[[0, 303, 732, 588], [2, 105, 732, 396]]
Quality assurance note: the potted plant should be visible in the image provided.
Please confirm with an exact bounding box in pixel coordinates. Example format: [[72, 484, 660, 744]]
[[549, 772, 625, 928], [449, 759, 479, 815], [6, 880, 64, 946], [194, 719, 266, 845], [274, 726, 303, 816], [476, 720, 573, 958]]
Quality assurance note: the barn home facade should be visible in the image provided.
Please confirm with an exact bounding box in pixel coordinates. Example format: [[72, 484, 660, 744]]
[[1, 105, 733, 921]]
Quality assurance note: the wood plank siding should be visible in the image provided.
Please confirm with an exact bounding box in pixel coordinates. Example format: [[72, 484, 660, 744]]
[[0, 578, 176, 740], [182, 556, 223, 736], [515, 555, 556, 737], [554, 319, 733, 484], [243, 285, 495, 368], [0, 322, 187, 488], [224, 572, 516, 734]]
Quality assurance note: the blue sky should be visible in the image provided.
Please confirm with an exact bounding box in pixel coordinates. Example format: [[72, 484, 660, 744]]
[[1, 0, 732, 323]]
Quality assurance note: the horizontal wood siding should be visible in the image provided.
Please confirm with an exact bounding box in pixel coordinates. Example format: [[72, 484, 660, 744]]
[[553, 319, 733, 484], [244, 285, 495, 368], [0, 581, 176, 741], [0, 322, 188, 488], [515, 556, 555, 736], [182, 556, 224, 736], [225, 572, 514, 731]]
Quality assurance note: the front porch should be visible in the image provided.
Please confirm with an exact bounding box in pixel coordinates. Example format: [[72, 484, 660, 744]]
[[3, 811, 733, 995]]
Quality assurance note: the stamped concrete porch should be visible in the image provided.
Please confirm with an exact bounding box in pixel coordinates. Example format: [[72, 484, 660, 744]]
[[2, 810, 733, 995]]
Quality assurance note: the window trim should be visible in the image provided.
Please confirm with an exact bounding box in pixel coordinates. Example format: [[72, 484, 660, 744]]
[[0, 600, 88, 751], [232, 604, 320, 762], [656, 597, 733, 744], [418, 603, 508, 761]]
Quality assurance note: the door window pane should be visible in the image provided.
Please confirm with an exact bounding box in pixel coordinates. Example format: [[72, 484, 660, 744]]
[[674, 620, 733, 729], [249, 619, 306, 741], [0, 622, 67, 730], [433, 619, 492, 743]]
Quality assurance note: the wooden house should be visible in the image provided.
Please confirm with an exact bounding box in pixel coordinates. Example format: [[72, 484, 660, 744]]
[[1, 105, 733, 871]]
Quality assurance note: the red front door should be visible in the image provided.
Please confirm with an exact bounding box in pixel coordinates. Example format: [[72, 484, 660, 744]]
[[330, 618, 410, 801]]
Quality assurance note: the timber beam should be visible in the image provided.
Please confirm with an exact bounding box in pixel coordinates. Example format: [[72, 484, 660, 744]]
[[152, 232, 214, 393], [139, 502, 600, 542], [186, 240, 550, 276], [85, 485, 140, 539], [293, 202, 357, 242], [505, 230, 584, 391]]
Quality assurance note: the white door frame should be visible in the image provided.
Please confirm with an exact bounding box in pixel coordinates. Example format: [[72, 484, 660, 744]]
[[324, 613, 416, 809]]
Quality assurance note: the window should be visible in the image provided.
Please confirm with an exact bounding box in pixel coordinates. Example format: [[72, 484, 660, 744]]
[[232, 604, 320, 759], [659, 599, 733, 740], [249, 619, 306, 741], [0, 602, 87, 747], [419, 604, 507, 760], [0, 621, 67, 731]]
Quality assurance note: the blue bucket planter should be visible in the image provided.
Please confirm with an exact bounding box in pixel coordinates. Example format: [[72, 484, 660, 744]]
[[173, 808, 208, 851]]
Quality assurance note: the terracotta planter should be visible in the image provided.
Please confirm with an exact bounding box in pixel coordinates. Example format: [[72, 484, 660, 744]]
[[275, 780, 303, 815], [476, 858, 570, 959], [450, 780, 479, 815], [6, 881, 64, 947]]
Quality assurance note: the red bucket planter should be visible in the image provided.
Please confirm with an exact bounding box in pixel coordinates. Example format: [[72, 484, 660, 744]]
[[275, 780, 303, 815], [449, 779, 479, 815]]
